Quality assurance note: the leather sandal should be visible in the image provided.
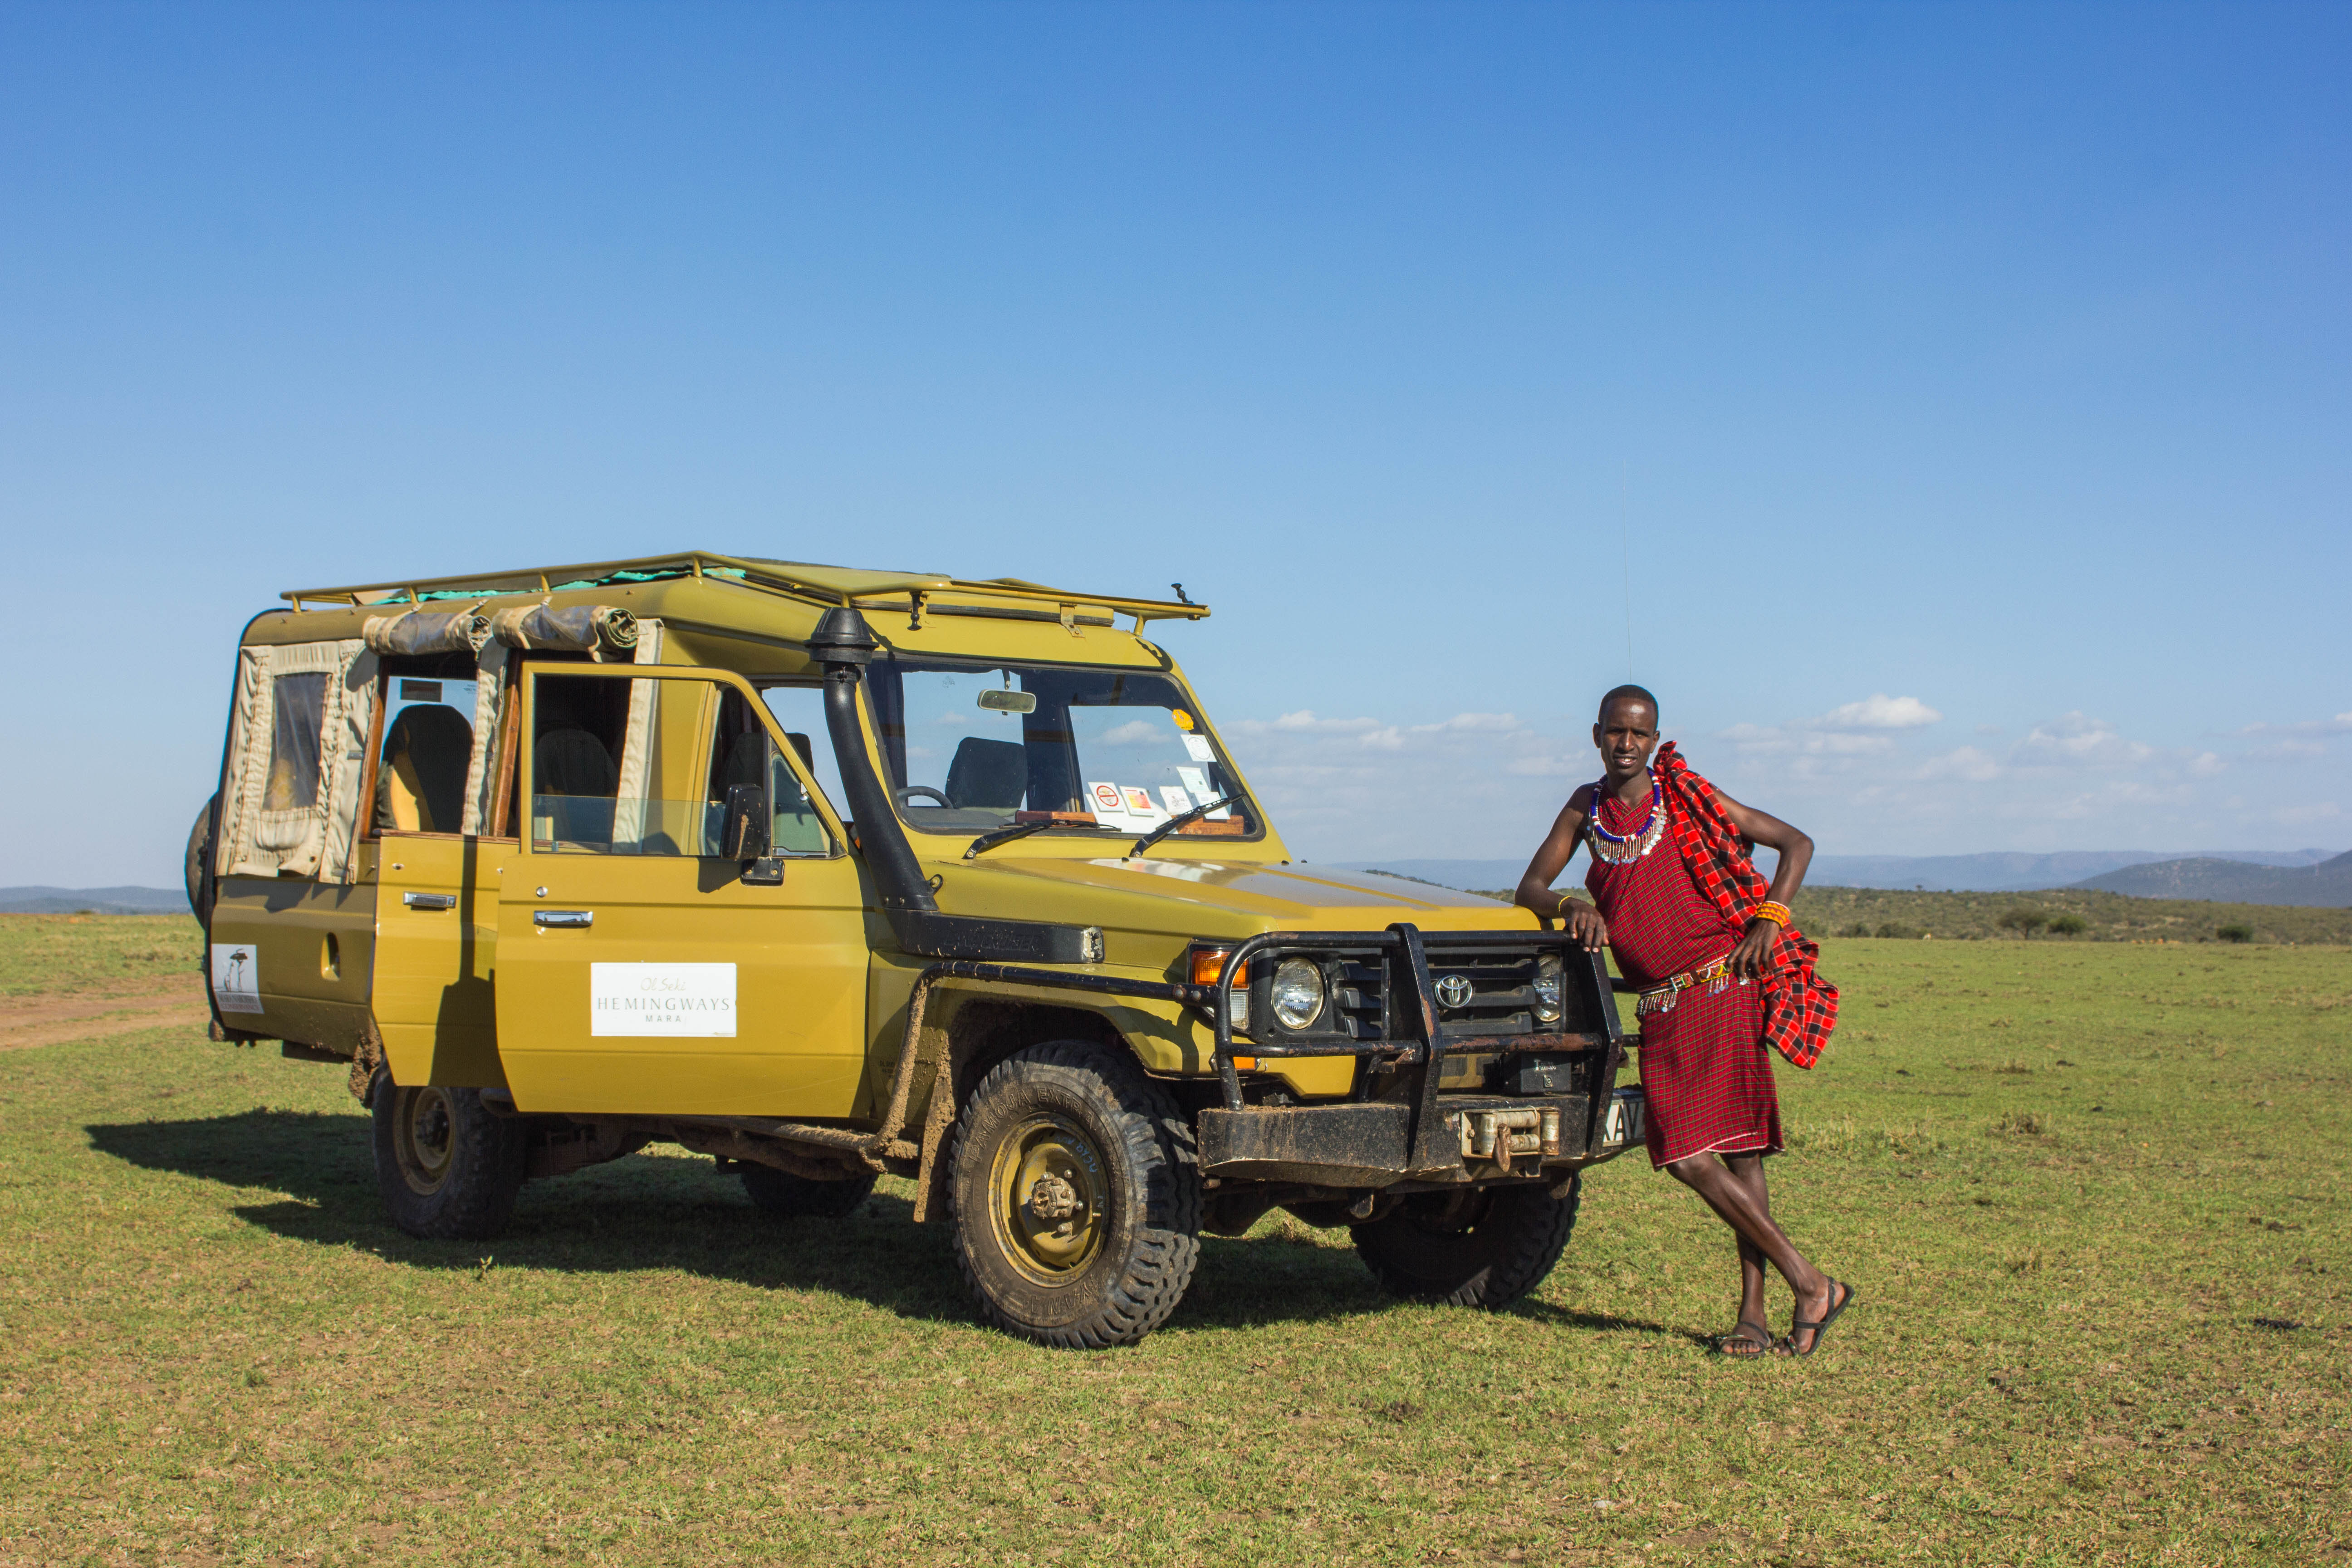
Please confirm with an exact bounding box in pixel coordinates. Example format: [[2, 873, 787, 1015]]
[[1715, 1318, 1775, 1357], [1785, 1281, 1856, 1357]]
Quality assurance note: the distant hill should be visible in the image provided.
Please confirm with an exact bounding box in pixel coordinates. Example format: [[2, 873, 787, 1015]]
[[1792, 849, 2336, 892], [2071, 851, 2352, 906], [0, 886, 189, 916], [1340, 849, 2340, 896]]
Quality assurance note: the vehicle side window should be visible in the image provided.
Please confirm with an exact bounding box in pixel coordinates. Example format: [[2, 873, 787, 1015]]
[[532, 674, 833, 858], [374, 675, 479, 834], [262, 673, 328, 813], [756, 686, 851, 824], [707, 688, 834, 856]]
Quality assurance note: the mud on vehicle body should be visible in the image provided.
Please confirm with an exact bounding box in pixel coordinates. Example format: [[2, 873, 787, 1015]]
[[193, 552, 1646, 1346]]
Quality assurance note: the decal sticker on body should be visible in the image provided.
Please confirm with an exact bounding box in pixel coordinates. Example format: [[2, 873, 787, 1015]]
[[209, 943, 264, 1014], [591, 962, 738, 1037]]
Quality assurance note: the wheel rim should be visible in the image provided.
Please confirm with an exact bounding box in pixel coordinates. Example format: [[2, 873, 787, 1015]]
[[987, 1112, 1108, 1286], [393, 1087, 457, 1196]]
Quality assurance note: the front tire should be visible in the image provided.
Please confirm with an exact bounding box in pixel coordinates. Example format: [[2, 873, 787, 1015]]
[[1352, 1177, 1580, 1308], [372, 1073, 528, 1240], [948, 1041, 1201, 1348]]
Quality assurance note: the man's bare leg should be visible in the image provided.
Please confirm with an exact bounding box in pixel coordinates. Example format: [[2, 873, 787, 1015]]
[[1667, 1151, 1842, 1353], [1725, 1154, 1772, 1349]]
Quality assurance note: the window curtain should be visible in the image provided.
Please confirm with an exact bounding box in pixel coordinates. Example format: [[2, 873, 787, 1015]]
[[217, 639, 369, 879], [608, 621, 666, 847]]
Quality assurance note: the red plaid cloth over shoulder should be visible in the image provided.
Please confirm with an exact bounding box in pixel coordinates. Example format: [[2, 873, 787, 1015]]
[[1651, 741, 1839, 1069]]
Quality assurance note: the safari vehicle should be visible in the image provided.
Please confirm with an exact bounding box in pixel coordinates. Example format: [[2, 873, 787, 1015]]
[[188, 552, 1646, 1347]]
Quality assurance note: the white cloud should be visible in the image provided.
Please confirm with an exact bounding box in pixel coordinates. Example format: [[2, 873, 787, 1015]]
[[1806, 694, 1944, 731], [1917, 746, 2002, 783], [1098, 720, 1169, 747], [2237, 712, 2352, 738], [2012, 712, 2153, 769]]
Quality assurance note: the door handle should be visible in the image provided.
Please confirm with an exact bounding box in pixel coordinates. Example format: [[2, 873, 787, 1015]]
[[402, 892, 457, 910], [534, 909, 594, 928]]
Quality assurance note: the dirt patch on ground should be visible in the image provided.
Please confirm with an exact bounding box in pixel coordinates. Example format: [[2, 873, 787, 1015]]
[[0, 976, 207, 1052]]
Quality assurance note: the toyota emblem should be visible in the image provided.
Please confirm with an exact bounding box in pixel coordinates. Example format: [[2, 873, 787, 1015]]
[[1434, 973, 1474, 1009]]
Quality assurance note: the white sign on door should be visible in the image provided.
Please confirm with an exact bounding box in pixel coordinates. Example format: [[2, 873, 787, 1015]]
[[209, 943, 265, 1014], [590, 962, 737, 1037]]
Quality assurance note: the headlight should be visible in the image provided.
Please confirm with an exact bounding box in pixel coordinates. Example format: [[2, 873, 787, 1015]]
[[1270, 958, 1327, 1031], [1532, 954, 1565, 1024]]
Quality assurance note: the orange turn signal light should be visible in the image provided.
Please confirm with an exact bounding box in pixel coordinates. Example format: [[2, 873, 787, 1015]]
[[1231, 1055, 1259, 1071], [1189, 948, 1250, 989]]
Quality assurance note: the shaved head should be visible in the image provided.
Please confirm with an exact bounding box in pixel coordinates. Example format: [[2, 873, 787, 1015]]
[[1599, 684, 1658, 725]]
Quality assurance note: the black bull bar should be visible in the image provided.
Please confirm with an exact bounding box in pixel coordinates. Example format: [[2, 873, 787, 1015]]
[[1200, 923, 1630, 1182]]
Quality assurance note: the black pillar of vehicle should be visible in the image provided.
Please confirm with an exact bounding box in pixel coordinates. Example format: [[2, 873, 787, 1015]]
[[811, 607, 939, 934], [808, 608, 1098, 965]]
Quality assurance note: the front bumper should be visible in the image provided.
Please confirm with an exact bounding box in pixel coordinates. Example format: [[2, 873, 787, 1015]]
[[1194, 921, 1634, 1187], [1198, 1083, 1648, 1189]]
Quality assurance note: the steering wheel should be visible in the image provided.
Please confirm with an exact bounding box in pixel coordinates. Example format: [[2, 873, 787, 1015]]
[[896, 785, 952, 808]]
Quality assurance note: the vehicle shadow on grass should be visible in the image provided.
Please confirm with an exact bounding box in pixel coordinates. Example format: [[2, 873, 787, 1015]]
[[85, 1109, 1434, 1334]]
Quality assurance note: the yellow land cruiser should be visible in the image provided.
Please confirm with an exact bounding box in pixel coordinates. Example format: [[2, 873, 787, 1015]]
[[188, 552, 1645, 1347]]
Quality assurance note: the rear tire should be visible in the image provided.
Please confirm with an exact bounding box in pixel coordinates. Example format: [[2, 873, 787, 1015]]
[[741, 1164, 876, 1218], [948, 1040, 1201, 1348], [372, 1072, 528, 1240], [1352, 1177, 1580, 1308]]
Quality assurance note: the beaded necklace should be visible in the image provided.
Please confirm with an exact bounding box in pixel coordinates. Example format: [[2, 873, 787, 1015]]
[[1587, 774, 1666, 863]]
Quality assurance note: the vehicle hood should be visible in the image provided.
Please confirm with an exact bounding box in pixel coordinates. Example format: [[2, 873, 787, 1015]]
[[934, 854, 1539, 936]]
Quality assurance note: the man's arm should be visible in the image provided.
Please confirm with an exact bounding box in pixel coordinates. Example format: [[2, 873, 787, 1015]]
[[1514, 785, 1607, 951], [1712, 787, 1813, 979]]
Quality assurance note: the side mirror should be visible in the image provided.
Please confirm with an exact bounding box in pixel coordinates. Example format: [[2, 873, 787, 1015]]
[[722, 783, 770, 860]]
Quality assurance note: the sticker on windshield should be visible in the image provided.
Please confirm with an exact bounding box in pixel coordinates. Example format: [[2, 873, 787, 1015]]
[[1159, 785, 1193, 815], [209, 943, 264, 1014], [1181, 733, 1215, 762], [1176, 766, 1228, 819], [1089, 781, 1127, 818], [1122, 786, 1161, 818], [591, 962, 737, 1037]]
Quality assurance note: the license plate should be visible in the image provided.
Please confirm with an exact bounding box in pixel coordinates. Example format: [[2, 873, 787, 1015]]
[[1602, 1091, 1646, 1150]]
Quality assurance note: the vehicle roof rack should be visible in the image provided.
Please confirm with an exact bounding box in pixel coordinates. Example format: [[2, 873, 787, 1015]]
[[281, 550, 1212, 632]]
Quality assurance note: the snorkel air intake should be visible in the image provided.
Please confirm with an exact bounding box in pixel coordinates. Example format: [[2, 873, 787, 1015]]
[[811, 607, 937, 923], [809, 606, 1102, 965]]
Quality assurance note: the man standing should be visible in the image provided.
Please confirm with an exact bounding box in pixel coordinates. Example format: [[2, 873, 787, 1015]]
[[1515, 686, 1853, 1357]]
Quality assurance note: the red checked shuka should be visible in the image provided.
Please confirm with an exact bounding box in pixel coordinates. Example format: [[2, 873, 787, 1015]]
[[1584, 744, 1836, 1167]]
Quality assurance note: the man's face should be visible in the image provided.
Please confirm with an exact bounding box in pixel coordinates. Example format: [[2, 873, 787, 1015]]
[[1592, 699, 1659, 781]]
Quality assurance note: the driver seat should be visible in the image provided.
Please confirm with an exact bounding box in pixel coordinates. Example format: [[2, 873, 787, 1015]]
[[944, 737, 1026, 811]]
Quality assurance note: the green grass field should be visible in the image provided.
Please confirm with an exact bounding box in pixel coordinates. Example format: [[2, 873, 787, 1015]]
[[1, 916, 2346, 1565]]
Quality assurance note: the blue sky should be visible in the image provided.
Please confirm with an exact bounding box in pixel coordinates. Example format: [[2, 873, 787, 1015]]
[[3, 2, 2347, 884]]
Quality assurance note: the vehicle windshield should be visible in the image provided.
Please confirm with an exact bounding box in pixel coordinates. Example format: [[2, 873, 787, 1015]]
[[867, 659, 1257, 843]]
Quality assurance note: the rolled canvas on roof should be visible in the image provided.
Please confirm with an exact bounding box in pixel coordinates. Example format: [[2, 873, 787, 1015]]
[[361, 609, 490, 657], [489, 603, 638, 657]]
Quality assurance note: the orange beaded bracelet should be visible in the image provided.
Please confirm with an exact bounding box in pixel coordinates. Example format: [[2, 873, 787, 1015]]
[[1752, 900, 1791, 927]]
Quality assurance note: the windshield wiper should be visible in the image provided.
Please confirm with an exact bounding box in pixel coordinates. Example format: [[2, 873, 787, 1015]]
[[1129, 796, 1240, 859], [964, 819, 1078, 860]]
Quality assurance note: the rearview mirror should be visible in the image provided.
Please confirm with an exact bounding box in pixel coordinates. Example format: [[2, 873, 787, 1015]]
[[722, 782, 770, 860], [977, 689, 1037, 714]]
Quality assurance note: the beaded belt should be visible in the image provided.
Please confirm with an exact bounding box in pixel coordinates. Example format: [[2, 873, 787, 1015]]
[[1633, 955, 1748, 1019]]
